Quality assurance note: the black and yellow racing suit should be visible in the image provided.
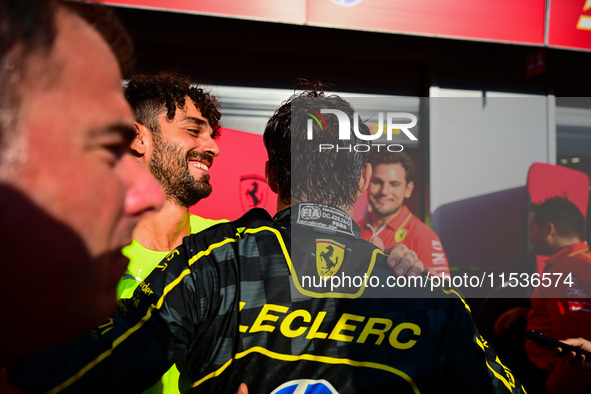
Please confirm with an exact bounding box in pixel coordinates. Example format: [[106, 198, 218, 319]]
[[10, 204, 525, 394]]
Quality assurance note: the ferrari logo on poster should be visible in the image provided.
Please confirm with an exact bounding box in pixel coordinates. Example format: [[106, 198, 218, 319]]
[[316, 239, 345, 277], [394, 229, 408, 243], [240, 174, 268, 211]]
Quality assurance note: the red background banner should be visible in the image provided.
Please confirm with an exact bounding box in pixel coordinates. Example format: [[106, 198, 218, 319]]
[[97, 0, 306, 23], [94, 0, 591, 50], [307, 0, 545, 45], [190, 128, 276, 221], [548, 0, 591, 51]]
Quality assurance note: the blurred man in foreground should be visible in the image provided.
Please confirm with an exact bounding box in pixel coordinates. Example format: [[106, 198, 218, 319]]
[[0, 0, 163, 377]]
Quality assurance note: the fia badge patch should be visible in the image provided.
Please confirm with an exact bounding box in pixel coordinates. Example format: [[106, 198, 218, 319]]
[[316, 239, 345, 277], [296, 203, 355, 236]]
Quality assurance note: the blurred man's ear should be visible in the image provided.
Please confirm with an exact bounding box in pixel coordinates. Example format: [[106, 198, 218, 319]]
[[265, 161, 278, 194], [404, 180, 414, 199], [544, 221, 555, 238], [543, 221, 560, 250], [130, 122, 149, 156], [357, 162, 372, 198]]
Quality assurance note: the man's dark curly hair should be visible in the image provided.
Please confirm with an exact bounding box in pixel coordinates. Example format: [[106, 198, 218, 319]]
[[263, 82, 370, 208], [125, 71, 221, 137], [531, 196, 585, 240]]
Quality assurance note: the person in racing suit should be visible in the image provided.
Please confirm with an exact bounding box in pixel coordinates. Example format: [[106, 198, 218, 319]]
[[8, 89, 526, 394]]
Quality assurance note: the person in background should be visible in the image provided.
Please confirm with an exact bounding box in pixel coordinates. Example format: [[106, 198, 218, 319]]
[[0, 0, 163, 390], [118, 71, 227, 394], [118, 71, 225, 298], [560, 338, 591, 370], [359, 151, 450, 275], [524, 196, 591, 394]]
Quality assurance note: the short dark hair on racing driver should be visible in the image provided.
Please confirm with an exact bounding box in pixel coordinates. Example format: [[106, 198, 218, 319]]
[[531, 196, 585, 240], [263, 82, 370, 208], [125, 71, 221, 138]]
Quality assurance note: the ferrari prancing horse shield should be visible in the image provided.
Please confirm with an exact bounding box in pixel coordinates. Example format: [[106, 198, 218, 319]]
[[240, 174, 268, 212], [316, 239, 345, 277]]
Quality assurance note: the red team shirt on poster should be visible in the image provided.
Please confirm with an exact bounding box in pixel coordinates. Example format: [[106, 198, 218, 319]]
[[358, 205, 450, 276]]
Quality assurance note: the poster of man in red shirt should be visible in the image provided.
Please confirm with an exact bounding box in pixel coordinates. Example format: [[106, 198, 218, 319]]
[[358, 151, 450, 276]]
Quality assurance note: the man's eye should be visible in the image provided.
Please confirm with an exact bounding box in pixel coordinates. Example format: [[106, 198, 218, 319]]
[[103, 143, 129, 162]]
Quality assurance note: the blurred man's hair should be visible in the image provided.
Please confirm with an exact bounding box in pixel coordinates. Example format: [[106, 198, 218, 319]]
[[125, 71, 221, 138], [532, 196, 585, 240], [0, 0, 57, 156], [369, 150, 415, 184], [64, 2, 135, 77], [0, 0, 133, 161], [263, 82, 370, 208]]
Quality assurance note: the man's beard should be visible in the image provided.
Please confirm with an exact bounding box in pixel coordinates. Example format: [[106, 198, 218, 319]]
[[148, 136, 214, 208], [369, 196, 403, 218], [372, 203, 402, 218]]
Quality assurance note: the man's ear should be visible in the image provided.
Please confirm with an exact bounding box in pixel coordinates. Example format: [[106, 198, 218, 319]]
[[404, 180, 414, 199], [543, 221, 555, 238], [130, 122, 148, 156], [265, 161, 278, 194], [357, 162, 372, 198], [542, 221, 558, 248]]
